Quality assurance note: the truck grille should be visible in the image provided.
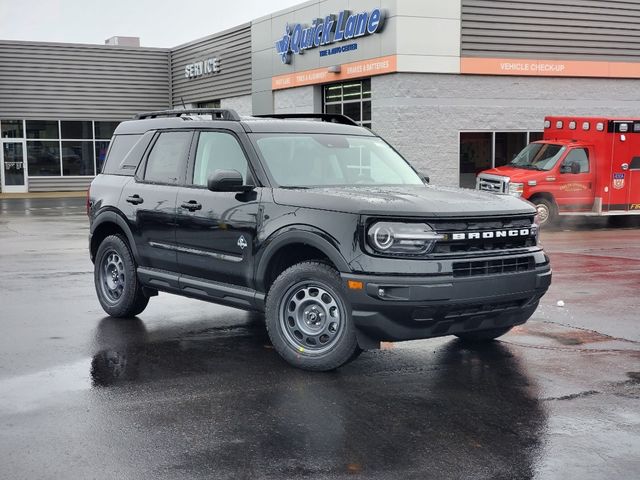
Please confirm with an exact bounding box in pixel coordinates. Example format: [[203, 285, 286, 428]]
[[452, 256, 535, 277], [430, 215, 536, 254], [477, 174, 508, 193]]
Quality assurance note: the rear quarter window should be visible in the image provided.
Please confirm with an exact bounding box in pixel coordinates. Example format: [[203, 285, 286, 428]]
[[101, 134, 145, 175]]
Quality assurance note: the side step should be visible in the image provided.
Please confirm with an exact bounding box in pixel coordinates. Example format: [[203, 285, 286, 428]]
[[137, 267, 265, 311]]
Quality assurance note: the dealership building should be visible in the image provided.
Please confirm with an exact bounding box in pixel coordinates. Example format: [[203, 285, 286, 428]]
[[2, 0, 640, 193]]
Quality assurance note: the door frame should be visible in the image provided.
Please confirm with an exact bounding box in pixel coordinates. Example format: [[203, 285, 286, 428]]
[[1, 139, 28, 193]]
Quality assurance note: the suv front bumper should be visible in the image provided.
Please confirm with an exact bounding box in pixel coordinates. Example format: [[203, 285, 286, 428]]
[[341, 262, 551, 342]]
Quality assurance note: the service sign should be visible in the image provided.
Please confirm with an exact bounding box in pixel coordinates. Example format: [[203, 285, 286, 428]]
[[185, 57, 220, 79], [275, 9, 385, 64]]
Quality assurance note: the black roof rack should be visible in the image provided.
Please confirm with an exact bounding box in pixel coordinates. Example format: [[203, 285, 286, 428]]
[[253, 113, 358, 126], [134, 108, 241, 121]]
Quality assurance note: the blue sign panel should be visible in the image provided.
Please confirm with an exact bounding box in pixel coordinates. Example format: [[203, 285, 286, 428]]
[[275, 9, 385, 64]]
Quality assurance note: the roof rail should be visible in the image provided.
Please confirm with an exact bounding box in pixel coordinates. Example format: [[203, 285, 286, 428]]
[[134, 108, 241, 121], [253, 113, 359, 126]]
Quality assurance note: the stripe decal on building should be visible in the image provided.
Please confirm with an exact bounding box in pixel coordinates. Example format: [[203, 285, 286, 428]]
[[461, 57, 640, 79], [272, 55, 397, 90]]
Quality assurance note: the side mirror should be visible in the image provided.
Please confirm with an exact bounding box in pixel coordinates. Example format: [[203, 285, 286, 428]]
[[570, 162, 581, 174], [560, 162, 580, 174], [420, 173, 430, 184], [207, 169, 253, 192]]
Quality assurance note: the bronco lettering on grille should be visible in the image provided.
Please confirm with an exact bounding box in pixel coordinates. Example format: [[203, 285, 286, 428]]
[[448, 229, 531, 241]]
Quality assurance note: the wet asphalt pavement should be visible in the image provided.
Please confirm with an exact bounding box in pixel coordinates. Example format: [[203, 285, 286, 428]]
[[0, 198, 638, 480]]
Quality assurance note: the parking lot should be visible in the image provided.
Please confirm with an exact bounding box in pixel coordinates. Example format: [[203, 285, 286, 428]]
[[0, 197, 638, 480]]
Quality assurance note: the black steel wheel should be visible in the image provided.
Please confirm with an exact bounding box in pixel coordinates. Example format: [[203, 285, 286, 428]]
[[94, 234, 149, 318], [265, 262, 360, 371]]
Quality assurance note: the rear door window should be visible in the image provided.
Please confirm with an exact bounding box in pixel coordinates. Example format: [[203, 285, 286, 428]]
[[143, 131, 193, 184]]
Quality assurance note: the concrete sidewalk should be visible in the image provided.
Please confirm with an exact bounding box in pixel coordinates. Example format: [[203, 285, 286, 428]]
[[0, 191, 86, 200]]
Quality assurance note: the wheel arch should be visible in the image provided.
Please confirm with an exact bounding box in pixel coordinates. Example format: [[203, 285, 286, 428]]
[[528, 191, 556, 206], [256, 228, 350, 294], [90, 211, 138, 263]]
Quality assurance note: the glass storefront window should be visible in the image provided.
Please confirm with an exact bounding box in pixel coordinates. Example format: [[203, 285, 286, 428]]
[[459, 131, 548, 187], [323, 79, 372, 129], [1, 120, 24, 138], [26, 141, 61, 176], [61, 121, 93, 139], [196, 100, 221, 109], [95, 141, 110, 173], [62, 141, 95, 175], [95, 121, 120, 140], [26, 120, 59, 139], [459, 132, 492, 188], [529, 131, 544, 142], [495, 132, 527, 167]]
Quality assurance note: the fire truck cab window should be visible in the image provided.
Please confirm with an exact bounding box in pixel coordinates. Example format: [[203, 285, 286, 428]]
[[562, 148, 589, 173], [630, 157, 640, 170]]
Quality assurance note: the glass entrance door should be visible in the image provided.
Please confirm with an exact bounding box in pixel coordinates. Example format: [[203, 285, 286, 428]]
[[1, 141, 27, 193]]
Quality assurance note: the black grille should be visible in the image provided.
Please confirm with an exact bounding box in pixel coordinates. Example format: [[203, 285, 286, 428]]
[[431, 215, 536, 254], [453, 256, 535, 278]]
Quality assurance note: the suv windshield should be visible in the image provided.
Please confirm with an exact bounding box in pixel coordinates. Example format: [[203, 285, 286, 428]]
[[252, 134, 424, 187], [509, 142, 566, 171]]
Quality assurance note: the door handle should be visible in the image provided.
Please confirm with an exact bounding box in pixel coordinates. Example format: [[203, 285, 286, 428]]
[[126, 194, 144, 205], [180, 200, 202, 211]]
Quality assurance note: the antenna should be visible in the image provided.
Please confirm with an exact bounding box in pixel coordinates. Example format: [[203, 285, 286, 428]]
[[180, 97, 187, 110]]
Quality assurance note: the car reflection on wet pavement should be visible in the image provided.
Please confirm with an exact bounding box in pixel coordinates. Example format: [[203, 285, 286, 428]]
[[0, 198, 638, 479]]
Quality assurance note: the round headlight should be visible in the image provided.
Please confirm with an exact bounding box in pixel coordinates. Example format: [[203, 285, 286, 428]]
[[371, 224, 394, 250]]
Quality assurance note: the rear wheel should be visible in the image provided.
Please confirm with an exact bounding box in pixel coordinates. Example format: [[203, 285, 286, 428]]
[[265, 262, 360, 371], [94, 234, 149, 318], [532, 197, 557, 226], [455, 326, 513, 343]]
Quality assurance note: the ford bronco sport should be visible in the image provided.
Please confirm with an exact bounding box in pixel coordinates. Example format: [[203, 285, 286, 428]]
[[88, 109, 551, 371]]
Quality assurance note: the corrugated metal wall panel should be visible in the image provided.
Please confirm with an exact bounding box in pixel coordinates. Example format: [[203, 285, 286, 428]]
[[28, 176, 92, 192], [0, 41, 170, 120], [170, 24, 252, 105], [461, 0, 640, 61]]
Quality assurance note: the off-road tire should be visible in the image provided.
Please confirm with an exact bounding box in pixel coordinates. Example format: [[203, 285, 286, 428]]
[[265, 261, 360, 371], [94, 234, 149, 318], [455, 326, 513, 343]]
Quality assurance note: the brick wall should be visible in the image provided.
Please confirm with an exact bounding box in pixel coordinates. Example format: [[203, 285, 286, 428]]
[[373, 73, 640, 186]]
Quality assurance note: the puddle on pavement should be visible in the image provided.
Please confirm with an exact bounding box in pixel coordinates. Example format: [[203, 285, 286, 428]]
[[0, 358, 92, 414], [508, 322, 635, 350]]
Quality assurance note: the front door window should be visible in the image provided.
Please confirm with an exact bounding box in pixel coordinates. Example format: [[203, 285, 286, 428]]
[[1, 142, 27, 192]]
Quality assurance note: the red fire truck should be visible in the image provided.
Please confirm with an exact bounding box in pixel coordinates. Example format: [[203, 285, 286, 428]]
[[477, 116, 640, 225]]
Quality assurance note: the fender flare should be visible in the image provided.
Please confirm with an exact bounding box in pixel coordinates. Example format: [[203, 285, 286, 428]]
[[255, 227, 350, 291], [90, 210, 140, 262]]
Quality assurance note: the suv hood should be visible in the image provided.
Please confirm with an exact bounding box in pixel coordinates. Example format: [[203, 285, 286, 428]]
[[272, 185, 535, 217]]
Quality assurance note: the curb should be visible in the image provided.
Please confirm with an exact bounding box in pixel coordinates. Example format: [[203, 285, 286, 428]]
[[0, 191, 86, 200]]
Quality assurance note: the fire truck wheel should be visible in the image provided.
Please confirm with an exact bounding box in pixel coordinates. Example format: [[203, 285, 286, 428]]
[[533, 198, 557, 226]]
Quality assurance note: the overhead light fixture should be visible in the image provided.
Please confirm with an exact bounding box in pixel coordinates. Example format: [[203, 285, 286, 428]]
[[327, 65, 341, 73]]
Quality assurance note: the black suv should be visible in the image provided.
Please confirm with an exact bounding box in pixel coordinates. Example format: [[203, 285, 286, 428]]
[[88, 109, 551, 371]]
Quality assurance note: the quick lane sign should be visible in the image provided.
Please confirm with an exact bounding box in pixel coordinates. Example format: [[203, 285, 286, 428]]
[[185, 57, 220, 79], [275, 9, 385, 64]]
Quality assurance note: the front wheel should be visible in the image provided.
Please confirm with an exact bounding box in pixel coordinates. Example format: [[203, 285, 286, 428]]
[[455, 326, 513, 343], [265, 262, 360, 371], [94, 234, 149, 318], [532, 198, 557, 226]]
